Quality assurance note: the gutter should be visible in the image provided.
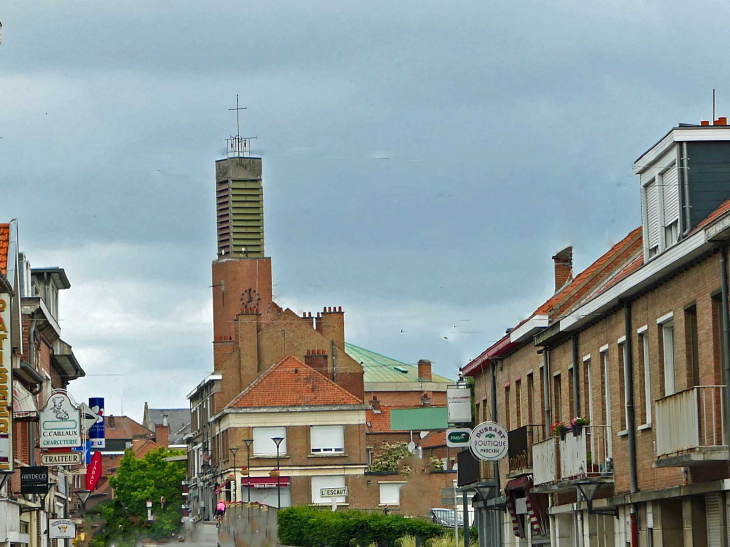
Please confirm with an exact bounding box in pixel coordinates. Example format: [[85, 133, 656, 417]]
[[719, 245, 730, 461], [623, 301, 638, 494]]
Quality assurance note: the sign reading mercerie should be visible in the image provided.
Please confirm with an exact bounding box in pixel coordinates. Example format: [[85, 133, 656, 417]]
[[0, 293, 13, 472], [40, 391, 81, 448], [469, 421, 508, 461], [320, 487, 347, 498]]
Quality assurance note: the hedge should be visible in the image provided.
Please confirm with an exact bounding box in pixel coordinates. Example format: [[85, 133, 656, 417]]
[[278, 506, 445, 547]]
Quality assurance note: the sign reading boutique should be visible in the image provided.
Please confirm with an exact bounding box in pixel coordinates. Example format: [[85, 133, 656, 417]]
[[469, 421, 509, 461], [40, 391, 81, 448], [0, 293, 13, 472]]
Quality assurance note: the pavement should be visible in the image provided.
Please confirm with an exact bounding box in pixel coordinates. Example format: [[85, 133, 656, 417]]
[[180, 522, 218, 547]]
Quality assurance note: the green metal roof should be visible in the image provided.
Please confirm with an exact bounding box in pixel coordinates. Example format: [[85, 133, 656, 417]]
[[344, 343, 453, 385]]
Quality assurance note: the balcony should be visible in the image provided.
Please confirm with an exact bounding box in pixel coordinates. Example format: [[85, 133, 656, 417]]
[[507, 424, 546, 478], [532, 425, 613, 490], [655, 385, 727, 467]]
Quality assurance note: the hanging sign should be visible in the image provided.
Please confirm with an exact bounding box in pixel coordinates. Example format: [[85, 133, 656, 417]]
[[86, 451, 102, 491], [49, 519, 76, 539], [40, 391, 81, 448], [20, 465, 49, 494], [446, 428, 471, 448], [469, 421, 509, 461], [447, 387, 472, 423], [0, 293, 13, 472], [41, 451, 83, 466], [88, 397, 105, 449]]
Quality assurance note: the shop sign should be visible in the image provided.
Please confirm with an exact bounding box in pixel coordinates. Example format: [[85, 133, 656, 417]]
[[20, 465, 49, 494], [40, 391, 81, 448], [49, 519, 76, 539], [447, 387, 472, 423], [88, 397, 105, 449], [86, 451, 102, 491], [0, 293, 13, 472], [320, 487, 347, 498], [445, 428, 471, 448], [41, 451, 83, 466], [469, 421, 508, 461]]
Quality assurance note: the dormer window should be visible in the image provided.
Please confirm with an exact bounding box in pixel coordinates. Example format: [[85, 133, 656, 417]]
[[641, 162, 680, 260]]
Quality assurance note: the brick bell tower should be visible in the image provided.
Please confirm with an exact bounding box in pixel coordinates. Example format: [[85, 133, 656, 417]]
[[211, 102, 273, 403]]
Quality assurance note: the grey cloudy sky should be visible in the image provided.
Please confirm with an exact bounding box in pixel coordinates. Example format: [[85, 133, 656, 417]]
[[2, 0, 727, 422]]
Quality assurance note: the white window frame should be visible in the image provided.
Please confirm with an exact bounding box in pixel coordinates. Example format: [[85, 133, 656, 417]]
[[617, 339, 629, 434], [600, 347, 612, 457], [638, 326, 652, 427], [661, 321, 676, 396], [310, 425, 345, 454], [253, 427, 287, 456], [379, 481, 405, 506], [311, 475, 346, 504]]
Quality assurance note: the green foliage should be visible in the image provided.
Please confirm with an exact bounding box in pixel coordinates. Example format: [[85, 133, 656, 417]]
[[425, 534, 477, 547], [278, 506, 444, 547], [369, 442, 411, 472], [96, 447, 186, 544], [429, 456, 444, 471]]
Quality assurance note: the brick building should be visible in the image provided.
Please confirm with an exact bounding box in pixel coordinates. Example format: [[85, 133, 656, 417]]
[[0, 220, 85, 547], [464, 120, 730, 547]]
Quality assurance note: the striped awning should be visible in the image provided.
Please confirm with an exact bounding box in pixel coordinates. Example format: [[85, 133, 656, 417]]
[[13, 381, 38, 419]]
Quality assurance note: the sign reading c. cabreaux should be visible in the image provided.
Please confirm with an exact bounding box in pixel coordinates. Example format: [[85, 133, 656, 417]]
[[469, 421, 508, 461], [40, 391, 81, 448]]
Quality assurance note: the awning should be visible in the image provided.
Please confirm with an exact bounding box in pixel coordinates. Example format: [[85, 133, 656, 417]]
[[504, 476, 530, 491], [13, 381, 38, 420], [240, 477, 290, 489]]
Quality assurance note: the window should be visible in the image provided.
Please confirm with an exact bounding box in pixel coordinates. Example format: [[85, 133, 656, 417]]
[[505, 385, 511, 430], [618, 341, 627, 431], [638, 328, 652, 425], [527, 373, 535, 424], [310, 425, 345, 454], [582, 358, 594, 426], [553, 374, 562, 424], [311, 475, 346, 504], [515, 379, 522, 428], [665, 221, 679, 247], [659, 317, 676, 396], [366, 447, 373, 466], [685, 305, 700, 387], [713, 295, 725, 385], [379, 482, 404, 505], [600, 348, 612, 429], [568, 368, 575, 418], [644, 179, 660, 257], [475, 402, 480, 425], [539, 366, 545, 425], [253, 427, 286, 456]]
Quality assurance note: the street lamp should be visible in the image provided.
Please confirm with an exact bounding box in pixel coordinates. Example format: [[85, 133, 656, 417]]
[[243, 439, 253, 503], [575, 480, 618, 518], [230, 446, 239, 503], [271, 437, 284, 509], [74, 490, 92, 512]]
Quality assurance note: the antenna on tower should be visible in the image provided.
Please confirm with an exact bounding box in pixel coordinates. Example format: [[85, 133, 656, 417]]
[[227, 95, 257, 158]]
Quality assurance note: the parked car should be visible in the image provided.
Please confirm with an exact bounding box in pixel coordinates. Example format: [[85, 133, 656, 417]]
[[431, 508, 463, 528]]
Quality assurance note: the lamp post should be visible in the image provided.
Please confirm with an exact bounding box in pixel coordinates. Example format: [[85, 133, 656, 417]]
[[243, 439, 253, 503], [271, 437, 284, 509], [575, 480, 618, 518], [230, 446, 239, 503]]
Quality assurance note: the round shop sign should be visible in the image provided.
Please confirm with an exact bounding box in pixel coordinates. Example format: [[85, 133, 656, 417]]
[[469, 421, 509, 461]]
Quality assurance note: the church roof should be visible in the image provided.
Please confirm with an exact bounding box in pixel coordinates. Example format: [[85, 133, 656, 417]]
[[345, 343, 452, 385], [227, 355, 363, 409]]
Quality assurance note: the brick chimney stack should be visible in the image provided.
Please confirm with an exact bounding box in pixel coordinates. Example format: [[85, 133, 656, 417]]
[[155, 423, 170, 448], [417, 359, 432, 382], [552, 246, 573, 293], [304, 349, 330, 379], [369, 395, 381, 412]]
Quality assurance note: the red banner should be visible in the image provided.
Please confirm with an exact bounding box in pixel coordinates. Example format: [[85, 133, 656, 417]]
[[86, 452, 102, 491]]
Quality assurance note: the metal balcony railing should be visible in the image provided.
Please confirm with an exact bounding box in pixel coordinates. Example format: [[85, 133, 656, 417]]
[[507, 424, 546, 475], [559, 425, 612, 480], [655, 385, 727, 458], [532, 437, 558, 486]]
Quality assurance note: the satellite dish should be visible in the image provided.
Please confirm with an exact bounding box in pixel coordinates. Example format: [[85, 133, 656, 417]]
[[407, 441, 416, 453]]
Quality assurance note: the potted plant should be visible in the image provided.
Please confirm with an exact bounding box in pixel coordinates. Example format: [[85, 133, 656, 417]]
[[571, 417, 590, 436], [269, 468, 280, 478], [551, 422, 569, 440]]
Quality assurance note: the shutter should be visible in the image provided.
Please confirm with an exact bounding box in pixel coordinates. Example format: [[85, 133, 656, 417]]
[[662, 166, 680, 226], [310, 426, 344, 452], [645, 181, 660, 250], [706, 493, 724, 547], [379, 483, 402, 505], [312, 475, 346, 504], [253, 426, 286, 456]]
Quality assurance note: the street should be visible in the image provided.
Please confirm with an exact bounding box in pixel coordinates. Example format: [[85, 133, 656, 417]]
[[181, 523, 218, 547]]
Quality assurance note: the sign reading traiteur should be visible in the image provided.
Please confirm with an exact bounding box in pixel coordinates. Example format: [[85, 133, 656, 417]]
[[40, 391, 81, 448], [469, 421, 508, 461]]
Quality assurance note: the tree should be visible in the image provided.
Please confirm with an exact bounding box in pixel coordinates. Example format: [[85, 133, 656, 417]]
[[369, 442, 411, 472], [102, 447, 186, 542]]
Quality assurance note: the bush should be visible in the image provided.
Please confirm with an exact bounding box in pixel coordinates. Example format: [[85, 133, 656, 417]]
[[278, 506, 444, 547]]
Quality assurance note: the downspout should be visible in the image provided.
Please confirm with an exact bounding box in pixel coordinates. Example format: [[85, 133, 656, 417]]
[[542, 349, 551, 438], [682, 142, 691, 233], [572, 333, 580, 417], [719, 245, 730, 458], [489, 359, 502, 547], [624, 301, 638, 547]]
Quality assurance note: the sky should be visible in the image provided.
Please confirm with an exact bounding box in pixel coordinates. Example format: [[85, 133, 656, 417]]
[[2, 0, 729, 422]]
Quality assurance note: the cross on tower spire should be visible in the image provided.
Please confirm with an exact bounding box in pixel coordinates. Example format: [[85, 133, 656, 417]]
[[229, 94, 247, 140], [226, 95, 257, 158]]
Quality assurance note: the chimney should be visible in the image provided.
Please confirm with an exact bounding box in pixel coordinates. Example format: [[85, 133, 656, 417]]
[[369, 395, 381, 413], [162, 413, 169, 427], [417, 359, 432, 382], [107, 415, 116, 429], [155, 423, 170, 448], [716, 116, 728, 126], [552, 246, 573, 293], [319, 306, 345, 350], [304, 349, 330, 379]]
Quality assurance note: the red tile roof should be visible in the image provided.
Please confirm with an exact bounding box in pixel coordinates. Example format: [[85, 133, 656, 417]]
[[228, 355, 363, 408], [104, 416, 153, 440], [0, 223, 9, 277], [419, 431, 446, 449], [692, 196, 730, 233]]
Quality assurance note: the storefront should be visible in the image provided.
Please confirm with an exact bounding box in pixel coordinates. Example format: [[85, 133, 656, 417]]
[[240, 477, 291, 508]]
